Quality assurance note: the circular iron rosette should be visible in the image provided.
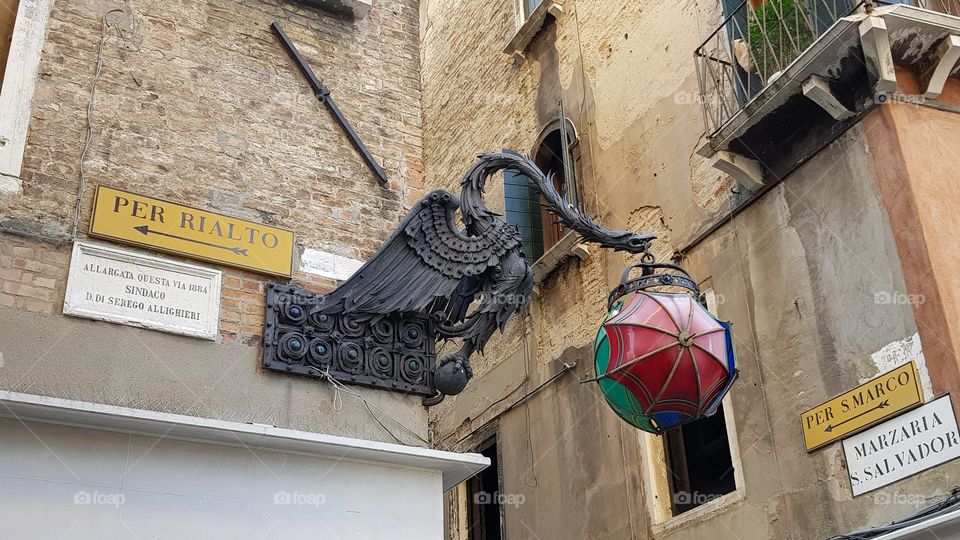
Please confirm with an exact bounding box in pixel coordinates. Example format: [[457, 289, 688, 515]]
[[277, 331, 309, 364], [337, 341, 365, 374], [371, 318, 395, 345], [308, 311, 335, 333], [338, 314, 367, 338], [369, 347, 396, 379], [277, 293, 308, 325], [591, 255, 738, 435], [306, 337, 333, 369], [399, 319, 427, 350], [399, 353, 429, 386]]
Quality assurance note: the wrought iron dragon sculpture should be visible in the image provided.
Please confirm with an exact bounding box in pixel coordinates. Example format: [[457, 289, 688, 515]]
[[263, 151, 655, 405]]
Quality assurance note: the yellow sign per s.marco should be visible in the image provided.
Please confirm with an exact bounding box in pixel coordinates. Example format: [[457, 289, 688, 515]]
[[801, 361, 924, 451], [90, 186, 294, 277]]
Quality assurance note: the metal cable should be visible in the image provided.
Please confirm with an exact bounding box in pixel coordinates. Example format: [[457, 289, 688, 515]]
[[71, 8, 131, 240], [305, 365, 430, 447]]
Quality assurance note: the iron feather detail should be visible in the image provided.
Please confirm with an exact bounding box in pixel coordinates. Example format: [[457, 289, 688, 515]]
[[485, 152, 657, 253], [265, 151, 655, 405]]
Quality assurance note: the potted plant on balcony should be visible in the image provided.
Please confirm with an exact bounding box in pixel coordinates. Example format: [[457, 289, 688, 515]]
[[747, 0, 814, 82]]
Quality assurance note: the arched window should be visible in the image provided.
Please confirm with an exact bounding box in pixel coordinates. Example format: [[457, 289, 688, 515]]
[[503, 118, 579, 262]]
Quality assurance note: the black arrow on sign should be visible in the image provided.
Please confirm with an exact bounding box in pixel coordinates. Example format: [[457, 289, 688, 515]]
[[824, 399, 890, 433], [133, 225, 249, 256]]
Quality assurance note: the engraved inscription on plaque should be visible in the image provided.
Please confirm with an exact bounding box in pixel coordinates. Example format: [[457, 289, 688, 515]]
[[64, 241, 222, 340]]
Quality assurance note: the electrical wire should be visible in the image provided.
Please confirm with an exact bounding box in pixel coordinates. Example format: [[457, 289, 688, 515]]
[[305, 365, 430, 447], [72, 7, 133, 240], [436, 360, 577, 452]]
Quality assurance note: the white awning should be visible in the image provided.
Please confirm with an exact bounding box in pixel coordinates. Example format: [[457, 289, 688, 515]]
[[869, 507, 960, 540], [0, 390, 487, 491]]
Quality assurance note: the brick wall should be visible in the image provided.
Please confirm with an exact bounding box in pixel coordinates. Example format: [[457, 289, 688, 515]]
[[0, 0, 431, 441], [0, 0, 422, 341], [0, 234, 69, 313]]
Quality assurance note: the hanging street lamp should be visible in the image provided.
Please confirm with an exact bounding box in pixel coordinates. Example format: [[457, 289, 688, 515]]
[[590, 255, 738, 434]]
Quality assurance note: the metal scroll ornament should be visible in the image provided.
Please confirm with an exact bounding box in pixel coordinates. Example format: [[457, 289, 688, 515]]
[[590, 254, 738, 434], [262, 151, 656, 405]]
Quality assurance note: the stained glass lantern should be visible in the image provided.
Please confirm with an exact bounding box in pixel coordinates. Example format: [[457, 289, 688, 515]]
[[590, 256, 737, 434]]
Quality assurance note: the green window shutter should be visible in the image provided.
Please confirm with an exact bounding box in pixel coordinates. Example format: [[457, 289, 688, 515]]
[[502, 150, 544, 262]]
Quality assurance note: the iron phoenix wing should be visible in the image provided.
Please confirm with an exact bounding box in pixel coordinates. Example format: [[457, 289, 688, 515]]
[[316, 190, 521, 316]]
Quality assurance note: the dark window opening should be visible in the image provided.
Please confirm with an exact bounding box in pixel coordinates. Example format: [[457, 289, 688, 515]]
[[0, 0, 19, 92], [532, 128, 577, 253], [503, 120, 579, 263], [663, 406, 736, 516], [466, 438, 503, 540]]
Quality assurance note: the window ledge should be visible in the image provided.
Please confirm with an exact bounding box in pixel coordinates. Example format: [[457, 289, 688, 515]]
[[0, 173, 21, 196], [301, 0, 373, 18], [503, 0, 562, 61], [532, 230, 588, 286], [651, 489, 746, 537]]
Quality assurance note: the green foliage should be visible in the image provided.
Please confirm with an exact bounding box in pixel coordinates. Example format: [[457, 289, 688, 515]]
[[748, 0, 815, 78]]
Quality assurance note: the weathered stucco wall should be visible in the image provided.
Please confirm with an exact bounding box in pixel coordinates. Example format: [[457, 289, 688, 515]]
[[422, 0, 731, 450], [421, 0, 960, 537], [675, 124, 958, 540], [0, 0, 428, 444], [865, 70, 960, 412]]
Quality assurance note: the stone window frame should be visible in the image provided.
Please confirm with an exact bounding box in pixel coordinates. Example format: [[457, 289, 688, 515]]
[[0, 0, 53, 193], [638, 288, 747, 532], [503, 0, 562, 61], [527, 117, 589, 285]]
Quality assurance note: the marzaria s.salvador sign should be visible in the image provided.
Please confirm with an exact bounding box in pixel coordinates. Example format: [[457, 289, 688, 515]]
[[89, 186, 295, 277], [843, 394, 960, 496]]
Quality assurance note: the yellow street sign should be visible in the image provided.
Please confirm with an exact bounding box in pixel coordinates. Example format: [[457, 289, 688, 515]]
[[801, 361, 924, 451], [90, 186, 295, 277]]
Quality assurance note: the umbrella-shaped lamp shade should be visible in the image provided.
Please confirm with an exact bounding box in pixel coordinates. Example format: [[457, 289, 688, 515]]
[[593, 291, 737, 434]]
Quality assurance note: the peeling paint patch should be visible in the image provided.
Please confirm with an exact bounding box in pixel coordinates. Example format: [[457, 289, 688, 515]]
[[867, 332, 934, 400], [216, 131, 249, 158], [0, 174, 21, 196], [300, 248, 364, 281]]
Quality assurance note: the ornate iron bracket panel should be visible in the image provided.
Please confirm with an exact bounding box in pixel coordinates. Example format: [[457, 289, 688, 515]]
[[260, 152, 658, 405], [263, 284, 436, 395]]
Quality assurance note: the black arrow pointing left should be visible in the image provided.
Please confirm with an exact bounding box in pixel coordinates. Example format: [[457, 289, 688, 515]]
[[824, 399, 890, 433], [134, 225, 249, 256]]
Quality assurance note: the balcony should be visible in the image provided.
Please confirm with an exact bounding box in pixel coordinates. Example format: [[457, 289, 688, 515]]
[[694, 0, 960, 180]]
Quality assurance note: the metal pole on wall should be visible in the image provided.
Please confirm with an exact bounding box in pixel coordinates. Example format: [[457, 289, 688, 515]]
[[558, 100, 579, 209]]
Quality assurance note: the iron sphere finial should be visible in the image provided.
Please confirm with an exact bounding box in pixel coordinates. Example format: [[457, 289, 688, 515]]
[[434, 360, 469, 396]]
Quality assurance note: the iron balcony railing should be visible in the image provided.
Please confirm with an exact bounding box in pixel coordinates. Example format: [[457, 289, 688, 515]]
[[695, 0, 960, 136]]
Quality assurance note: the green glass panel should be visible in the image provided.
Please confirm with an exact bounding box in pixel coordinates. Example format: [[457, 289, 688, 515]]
[[593, 303, 658, 433], [503, 155, 544, 263]]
